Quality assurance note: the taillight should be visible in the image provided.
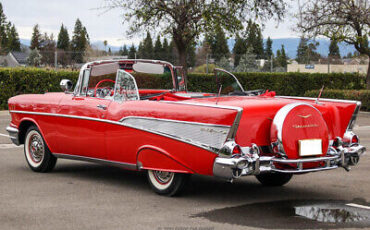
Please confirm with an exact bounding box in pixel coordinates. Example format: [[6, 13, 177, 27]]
[[352, 135, 359, 144], [233, 145, 241, 154]]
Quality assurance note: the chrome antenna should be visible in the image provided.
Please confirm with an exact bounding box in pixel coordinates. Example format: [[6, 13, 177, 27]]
[[216, 84, 222, 105], [316, 85, 324, 104]]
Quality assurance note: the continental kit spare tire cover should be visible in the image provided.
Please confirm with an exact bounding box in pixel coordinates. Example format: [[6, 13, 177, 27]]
[[270, 103, 329, 159]]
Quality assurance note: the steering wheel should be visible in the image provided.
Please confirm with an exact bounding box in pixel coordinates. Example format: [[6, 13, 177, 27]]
[[94, 79, 116, 97]]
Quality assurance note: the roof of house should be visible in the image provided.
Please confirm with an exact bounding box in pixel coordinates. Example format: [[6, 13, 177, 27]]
[[10, 51, 28, 65]]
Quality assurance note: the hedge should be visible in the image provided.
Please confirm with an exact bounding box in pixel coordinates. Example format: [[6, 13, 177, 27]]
[[304, 89, 370, 111], [0, 67, 367, 110]]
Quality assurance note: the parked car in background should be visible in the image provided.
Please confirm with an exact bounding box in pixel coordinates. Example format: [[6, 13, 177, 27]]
[[6, 59, 366, 196]]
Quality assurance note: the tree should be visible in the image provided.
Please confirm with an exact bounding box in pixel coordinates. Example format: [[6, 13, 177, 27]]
[[106, 0, 286, 74], [0, 2, 8, 54], [265, 37, 273, 59], [297, 0, 370, 88], [27, 49, 42, 66], [103, 40, 108, 53], [329, 39, 340, 59], [142, 31, 153, 59], [162, 38, 169, 61], [245, 20, 264, 59], [296, 37, 321, 64], [120, 44, 128, 56], [276, 44, 288, 68], [57, 24, 70, 50], [235, 47, 258, 72], [128, 43, 136, 59], [153, 35, 162, 60], [71, 18, 90, 63], [40, 33, 56, 65], [30, 24, 42, 50], [7, 24, 21, 51], [206, 25, 229, 61], [233, 34, 247, 67]]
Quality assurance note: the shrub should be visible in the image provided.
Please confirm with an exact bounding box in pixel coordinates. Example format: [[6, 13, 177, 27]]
[[304, 89, 370, 111], [0, 67, 366, 110]]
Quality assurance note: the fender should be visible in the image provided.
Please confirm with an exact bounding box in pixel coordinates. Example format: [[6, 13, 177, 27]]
[[136, 145, 194, 174], [18, 117, 54, 152]]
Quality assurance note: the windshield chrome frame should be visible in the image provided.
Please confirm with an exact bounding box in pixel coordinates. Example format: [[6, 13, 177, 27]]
[[214, 68, 245, 93], [73, 59, 180, 96]]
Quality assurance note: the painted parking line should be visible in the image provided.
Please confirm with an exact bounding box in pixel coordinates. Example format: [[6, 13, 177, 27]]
[[346, 203, 370, 210], [355, 126, 370, 130], [0, 144, 22, 149], [0, 133, 9, 138]]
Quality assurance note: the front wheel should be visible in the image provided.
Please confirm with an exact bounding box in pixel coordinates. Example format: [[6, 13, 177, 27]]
[[147, 170, 189, 196], [24, 126, 57, 172], [255, 172, 293, 186]]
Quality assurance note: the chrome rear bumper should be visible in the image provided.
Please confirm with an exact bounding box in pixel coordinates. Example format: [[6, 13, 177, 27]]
[[213, 144, 366, 180], [6, 126, 20, 145]]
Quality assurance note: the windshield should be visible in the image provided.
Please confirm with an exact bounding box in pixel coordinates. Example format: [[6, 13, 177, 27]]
[[214, 68, 244, 95]]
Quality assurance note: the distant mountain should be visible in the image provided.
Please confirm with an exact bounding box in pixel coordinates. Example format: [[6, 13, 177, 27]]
[[228, 38, 357, 59]]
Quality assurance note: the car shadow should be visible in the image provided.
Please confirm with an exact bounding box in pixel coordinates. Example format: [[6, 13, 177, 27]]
[[49, 159, 342, 203]]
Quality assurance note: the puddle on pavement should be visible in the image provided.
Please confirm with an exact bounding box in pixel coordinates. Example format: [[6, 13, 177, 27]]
[[192, 200, 370, 229]]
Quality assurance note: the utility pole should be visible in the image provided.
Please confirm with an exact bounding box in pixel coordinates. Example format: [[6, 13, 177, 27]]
[[54, 51, 58, 69], [270, 54, 273, 72], [327, 56, 330, 73], [206, 54, 209, 74]]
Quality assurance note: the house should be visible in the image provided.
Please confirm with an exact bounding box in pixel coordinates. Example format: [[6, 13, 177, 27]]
[[0, 51, 29, 67]]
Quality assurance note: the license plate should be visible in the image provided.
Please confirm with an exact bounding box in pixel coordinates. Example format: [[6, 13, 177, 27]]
[[299, 139, 322, 156]]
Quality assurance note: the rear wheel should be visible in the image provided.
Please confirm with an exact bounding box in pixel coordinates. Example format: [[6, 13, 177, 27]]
[[147, 170, 189, 196], [255, 172, 292, 186], [24, 125, 57, 172]]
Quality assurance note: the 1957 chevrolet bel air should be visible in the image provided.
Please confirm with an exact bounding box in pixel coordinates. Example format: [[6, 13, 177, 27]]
[[6, 59, 366, 196]]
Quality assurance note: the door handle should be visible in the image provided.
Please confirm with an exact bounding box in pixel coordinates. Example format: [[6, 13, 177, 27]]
[[97, 104, 107, 110]]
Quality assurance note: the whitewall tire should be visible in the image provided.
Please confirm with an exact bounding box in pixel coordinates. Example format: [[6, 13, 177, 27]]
[[147, 170, 189, 196], [24, 126, 57, 172]]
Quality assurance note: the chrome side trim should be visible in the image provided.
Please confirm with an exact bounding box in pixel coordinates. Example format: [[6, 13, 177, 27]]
[[277, 96, 360, 104], [161, 101, 243, 140], [54, 153, 137, 170], [9, 110, 224, 154], [346, 101, 361, 131], [119, 116, 231, 128]]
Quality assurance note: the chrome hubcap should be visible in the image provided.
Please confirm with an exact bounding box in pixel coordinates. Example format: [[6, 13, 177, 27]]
[[153, 171, 174, 184], [28, 134, 44, 163]]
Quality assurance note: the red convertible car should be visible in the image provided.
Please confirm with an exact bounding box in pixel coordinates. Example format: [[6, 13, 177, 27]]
[[6, 59, 366, 196]]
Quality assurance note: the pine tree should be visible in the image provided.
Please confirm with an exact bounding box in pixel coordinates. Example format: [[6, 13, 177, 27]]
[[233, 34, 247, 67], [244, 20, 264, 58], [276, 45, 287, 68], [296, 37, 308, 63], [71, 18, 89, 63], [153, 35, 162, 60], [57, 24, 70, 50], [128, 44, 136, 59], [142, 32, 153, 59], [265, 37, 273, 59], [212, 25, 229, 61], [30, 24, 42, 50], [329, 39, 340, 58], [7, 24, 20, 51], [0, 3, 8, 54], [162, 38, 169, 61], [121, 44, 128, 56], [235, 47, 258, 72], [40, 33, 56, 65]]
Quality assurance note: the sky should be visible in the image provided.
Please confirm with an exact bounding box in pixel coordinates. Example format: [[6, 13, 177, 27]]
[[1, 0, 300, 48]]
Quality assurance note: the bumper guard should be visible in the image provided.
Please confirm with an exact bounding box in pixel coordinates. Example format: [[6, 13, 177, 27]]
[[213, 144, 366, 180]]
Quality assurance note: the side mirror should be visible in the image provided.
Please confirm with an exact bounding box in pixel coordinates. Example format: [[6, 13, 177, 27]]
[[60, 79, 73, 93]]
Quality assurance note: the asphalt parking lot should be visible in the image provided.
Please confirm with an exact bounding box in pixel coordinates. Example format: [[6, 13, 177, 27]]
[[0, 110, 369, 230]]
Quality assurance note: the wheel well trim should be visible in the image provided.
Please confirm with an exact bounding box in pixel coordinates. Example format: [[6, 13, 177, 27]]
[[18, 118, 51, 149]]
